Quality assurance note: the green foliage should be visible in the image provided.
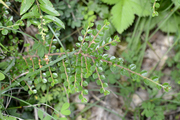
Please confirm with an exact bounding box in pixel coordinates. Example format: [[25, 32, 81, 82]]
[[0, 0, 178, 120], [141, 101, 165, 120], [102, 0, 151, 33]]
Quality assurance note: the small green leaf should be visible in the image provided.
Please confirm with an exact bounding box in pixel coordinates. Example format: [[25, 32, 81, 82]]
[[152, 76, 159, 82], [100, 75, 105, 80], [129, 64, 136, 71], [90, 66, 96, 71], [117, 58, 124, 64], [0, 72, 5, 81], [163, 83, 171, 92], [81, 30, 85, 35], [97, 24, 101, 30], [52, 73, 58, 78], [78, 36, 83, 42], [140, 70, 148, 77], [155, 3, 160, 8], [79, 94, 83, 100], [43, 15, 64, 28], [20, 0, 35, 15], [104, 26, 109, 30], [156, 85, 162, 90], [92, 29, 97, 36], [87, 29, 92, 33], [83, 89, 88, 95], [105, 37, 112, 43], [104, 90, 110, 95], [76, 43, 81, 47], [111, 42, 117, 46], [42, 78, 47, 83], [2, 29, 8, 35], [81, 97, 87, 103], [84, 73, 90, 78], [100, 88, 104, 93], [103, 83, 108, 88], [96, 80, 101, 85], [83, 81, 88, 86], [110, 56, 116, 61], [61, 110, 71, 115], [102, 54, 109, 59], [93, 73, 98, 79], [61, 103, 70, 111], [144, 79, 149, 85], [98, 67, 103, 72]]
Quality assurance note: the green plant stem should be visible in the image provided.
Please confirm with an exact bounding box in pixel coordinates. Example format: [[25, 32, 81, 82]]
[[0, 43, 8, 52]]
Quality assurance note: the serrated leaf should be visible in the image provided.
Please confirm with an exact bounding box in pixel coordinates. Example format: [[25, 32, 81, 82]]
[[20, 0, 35, 15], [158, 13, 180, 33], [110, 1, 134, 33], [110, 0, 151, 33], [43, 15, 65, 28], [40, 4, 60, 16]]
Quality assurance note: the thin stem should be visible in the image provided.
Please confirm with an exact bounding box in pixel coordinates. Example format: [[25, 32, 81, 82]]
[[91, 57, 105, 92], [88, 24, 107, 48], [63, 60, 70, 90]]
